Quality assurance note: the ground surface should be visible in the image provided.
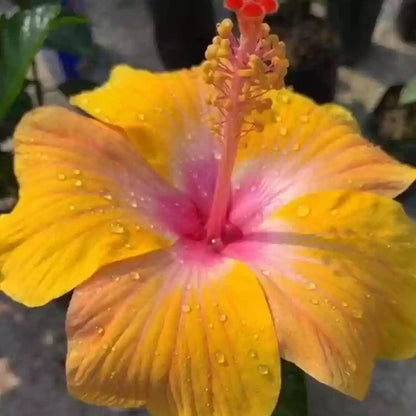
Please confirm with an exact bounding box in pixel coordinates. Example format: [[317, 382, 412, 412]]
[[1, 0, 416, 415]]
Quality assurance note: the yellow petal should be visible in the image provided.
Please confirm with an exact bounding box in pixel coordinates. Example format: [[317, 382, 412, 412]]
[[237, 89, 416, 199], [71, 65, 207, 179], [226, 190, 416, 399], [66, 244, 280, 415], [0, 107, 202, 306]]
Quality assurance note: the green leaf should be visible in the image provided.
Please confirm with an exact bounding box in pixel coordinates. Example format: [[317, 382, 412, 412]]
[[400, 76, 416, 106], [273, 360, 308, 416], [45, 14, 98, 59], [0, 5, 61, 120], [58, 79, 97, 97]]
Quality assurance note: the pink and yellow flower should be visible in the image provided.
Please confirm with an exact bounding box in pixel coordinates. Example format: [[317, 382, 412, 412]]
[[1, 2, 416, 415]]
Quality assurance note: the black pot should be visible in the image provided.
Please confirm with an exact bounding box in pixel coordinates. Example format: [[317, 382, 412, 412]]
[[367, 84, 416, 165], [146, 0, 216, 70], [327, 0, 384, 65], [397, 0, 416, 43], [267, 15, 339, 104]]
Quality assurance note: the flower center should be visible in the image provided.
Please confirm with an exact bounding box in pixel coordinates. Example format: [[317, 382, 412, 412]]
[[203, 0, 288, 242]]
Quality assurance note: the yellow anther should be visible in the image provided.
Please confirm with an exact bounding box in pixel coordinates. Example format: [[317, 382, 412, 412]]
[[254, 120, 264, 132], [269, 34, 280, 48], [261, 23, 271, 37], [217, 19, 234, 39], [217, 46, 231, 58], [201, 61, 212, 73], [238, 69, 256, 78], [213, 36, 221, 46], [205, 44, 218, 60]]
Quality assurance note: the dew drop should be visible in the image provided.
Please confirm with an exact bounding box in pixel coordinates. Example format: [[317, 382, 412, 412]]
[[310, 298, 320, 306], [248, 349, 258, 358], [110, 222, 125, 234], [275, 115, 282, 122], [293, 143, 300, 151], [104, 194, 113, 201], [137, 113, 145, 121], [182, 304, 192, 313], [257, 365, 269, 375], [57, 173, 66, 181], [365, 293, 372, 299], [74, 169, 81, 176], [208, 323, 214, 329], [296, 204, 310, 218], [261, 269, 271, 277], [69, 205, 75, 211], [281, 95, 290, 104], [254, 333, 260, 340], [131, 201, 138, 208], [102, 343, 109, 350], [342, 301, 349, 307], [351, 308, 363, 319], [97, 327, 104, 335], [215, 351, 226, 364], [219, 313, 228, 323], [305, 282, 316, 291], [347, 360, 357, 371], [75, 180, 83, 187], [280, 127, 288, 136], [129, 271, 140, 281]]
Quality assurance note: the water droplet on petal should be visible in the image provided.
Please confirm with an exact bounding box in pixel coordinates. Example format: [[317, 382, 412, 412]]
[[137, 113, 145, 121], [69, 205, 75, 211], [74, 169, 81, 176], [351, 308, 363, 319], [305, 282, 316, 290], [219, 313, 228, 323], [293, 143, 300, 151], [280, 127, 287, 136], [257, 364, 269, 375], [104, 194, 113, 201], [248, 349, 257, 358], [182, 304, 192, 313], [296, 205, 310, 218], [215, 351, 226, 364], [130, 271, 141, 281], [342, 302, 349, 307], [131, 201, 138, 208], [347, 360, 357, 371], [75, 180, 83, 187], [97, 327, 104, 334], [261, 270, 271, 277], [254, 333, 260, 340], [57, 173, 66, 181], [110, 222, 125, 234], [310, 298, 320, 305]]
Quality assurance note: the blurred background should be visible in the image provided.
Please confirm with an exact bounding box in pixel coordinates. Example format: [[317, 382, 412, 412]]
[[0, 0, 416, 415]]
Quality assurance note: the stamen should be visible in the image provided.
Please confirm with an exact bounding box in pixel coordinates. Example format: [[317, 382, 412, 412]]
[[204, 1, 288, 241]]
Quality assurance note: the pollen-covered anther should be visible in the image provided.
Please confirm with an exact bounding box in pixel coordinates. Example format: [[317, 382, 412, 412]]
[[202, 15, 287, 143]]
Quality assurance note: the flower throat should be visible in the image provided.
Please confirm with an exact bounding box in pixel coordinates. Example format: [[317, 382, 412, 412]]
[[204, 0, 288, 243]]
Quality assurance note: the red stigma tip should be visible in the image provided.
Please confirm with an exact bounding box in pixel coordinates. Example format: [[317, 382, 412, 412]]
[[224, 0, 279, 16]]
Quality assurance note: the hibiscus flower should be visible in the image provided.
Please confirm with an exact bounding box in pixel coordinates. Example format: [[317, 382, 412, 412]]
[[1, 1, 416, 415]]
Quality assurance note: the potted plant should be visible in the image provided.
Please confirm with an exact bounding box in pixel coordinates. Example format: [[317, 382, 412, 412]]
[[146, 0, 216, 70], [327, 0, 384, 65], [368, 76, 416, 165], [266, 0, 339, 103], [396, 0, 416, 43]]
